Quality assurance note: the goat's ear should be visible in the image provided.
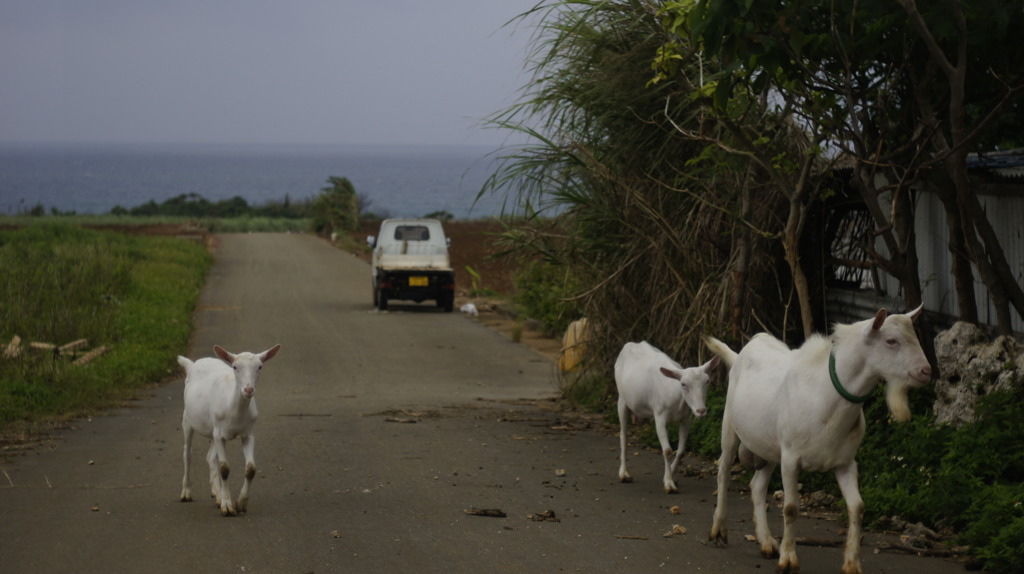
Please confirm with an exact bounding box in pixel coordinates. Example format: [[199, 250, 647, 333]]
[[870, 308, 887, 332], [906, 304, 924, 322], [213, 345, 235, 364], [704, 355, 721, 372], [660, 367, 682, 381], [260, 344, 281, 362]]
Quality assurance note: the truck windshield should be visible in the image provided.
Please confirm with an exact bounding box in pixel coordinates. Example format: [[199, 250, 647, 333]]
[[394, 225, 430, 241]]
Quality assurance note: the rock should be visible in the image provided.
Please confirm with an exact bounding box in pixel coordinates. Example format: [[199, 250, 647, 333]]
[[805, 490, 837, 509], [528, 509, 560, 522], [932, 322, 1023, 426], [875, 515, 907, 532], [662, 524, 687, 537], [904, 521, 941, 541]]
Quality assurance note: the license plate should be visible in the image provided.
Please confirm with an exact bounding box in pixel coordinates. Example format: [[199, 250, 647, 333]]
[[408, 276, 429, 287]]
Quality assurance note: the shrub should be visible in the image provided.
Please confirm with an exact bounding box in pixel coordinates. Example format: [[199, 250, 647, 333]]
[[512, 259, 580, 336], [962, 483, 1024, 573], [560, 372, 614, 412], [310, 177, 359, 235], [465, 265, 497, 297]]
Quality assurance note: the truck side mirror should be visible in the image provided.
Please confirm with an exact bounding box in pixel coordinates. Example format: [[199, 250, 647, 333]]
[[446, 237, 451, 247], [366, 235, 376, 247]]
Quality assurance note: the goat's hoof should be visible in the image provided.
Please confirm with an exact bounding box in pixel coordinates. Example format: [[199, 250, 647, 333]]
[[709, 528, 728, 546], [618, 473, 633, 483], [839, 562, 863, 574], [180, 495, 192, 503], [220, 506, 237, 517], [664, 483, 679, 494], [775, 558, 799, 573], [761, 542, 781, 559]]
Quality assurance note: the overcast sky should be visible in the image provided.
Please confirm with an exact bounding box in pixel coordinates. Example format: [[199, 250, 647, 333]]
[[0, 0, 541, 147]]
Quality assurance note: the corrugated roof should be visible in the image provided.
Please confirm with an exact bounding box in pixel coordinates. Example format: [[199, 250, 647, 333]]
[[967, 149, 1024, 180]]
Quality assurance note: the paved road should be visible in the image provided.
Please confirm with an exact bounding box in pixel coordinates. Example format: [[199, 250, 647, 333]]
[[1, 234, 965, 573]]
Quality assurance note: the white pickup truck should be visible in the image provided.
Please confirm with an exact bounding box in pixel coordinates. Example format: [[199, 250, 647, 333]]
[[367, 218, 455, 312]]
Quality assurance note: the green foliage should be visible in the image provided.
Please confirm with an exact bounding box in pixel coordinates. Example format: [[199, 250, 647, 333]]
[[0, 225, 132, 346], [488, 0, 790, 383], [465, 265, 497, 297], [0, 224, 211, 431], [1, 214, 312, 234], [665, 0, 1024, 336], [560, 372, 615, 413], [311, 176, 360, 236], [684, 385, 726, 458], [855, 389, 1024, 528], [206, 216, 310, 233], [963, 483, 1024, 573], [112, 192, 311, 219], [512, 259, 579, 337], [838, 388, 1024, 572], [424, 210, 454, 222]]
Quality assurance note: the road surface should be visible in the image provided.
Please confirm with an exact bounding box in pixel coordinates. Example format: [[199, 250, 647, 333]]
[[1, 233, 966, 573]]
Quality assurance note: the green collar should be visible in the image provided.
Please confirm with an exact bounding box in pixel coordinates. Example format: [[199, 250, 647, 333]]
[[829, 351, 872, 403]]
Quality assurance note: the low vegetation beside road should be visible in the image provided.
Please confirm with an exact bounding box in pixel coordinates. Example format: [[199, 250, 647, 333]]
[[0, 223, 211, 441]]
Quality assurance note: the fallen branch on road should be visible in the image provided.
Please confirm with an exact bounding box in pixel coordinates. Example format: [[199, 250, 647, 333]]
[[464, 508, 507, 518], [875, 541, 968, 558]]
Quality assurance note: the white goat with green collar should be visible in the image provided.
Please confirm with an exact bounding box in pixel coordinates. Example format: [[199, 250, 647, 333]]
[[703, 307, 931, 574]]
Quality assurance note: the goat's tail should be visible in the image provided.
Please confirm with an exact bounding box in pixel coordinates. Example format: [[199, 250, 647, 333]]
[[702, 336, 737, 369], [176, 356, 193, 376]]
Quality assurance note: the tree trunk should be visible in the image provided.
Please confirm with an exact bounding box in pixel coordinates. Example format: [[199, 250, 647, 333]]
[[955, 169, 1013, 335], [784, 197, 815, 339], [892, 183, 924, 310], [850, 167, 923, 311], [729, 169, 753, 339], [968, 191, 1024, 327], [932, 178, 978, 323]]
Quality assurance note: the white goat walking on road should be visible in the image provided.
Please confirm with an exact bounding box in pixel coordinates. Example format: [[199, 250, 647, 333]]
[[615, 341, 720, 494], [178, 344, 281, 516], [704, 307, 931, 574]]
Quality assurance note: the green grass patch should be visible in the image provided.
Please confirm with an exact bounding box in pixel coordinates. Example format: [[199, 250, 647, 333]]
[[0, 223, 211, 432], [0, 214, 312, 233]]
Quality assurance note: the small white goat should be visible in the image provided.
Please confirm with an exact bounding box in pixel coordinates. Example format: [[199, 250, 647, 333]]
[[704, 307, 931, 574], [614, 341, 720, 494], [178, 344, 280, 516]]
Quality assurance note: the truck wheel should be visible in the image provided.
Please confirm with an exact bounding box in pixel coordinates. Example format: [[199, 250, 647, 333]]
[[440, 293, 454, 313], [378, 289, 389, 311]]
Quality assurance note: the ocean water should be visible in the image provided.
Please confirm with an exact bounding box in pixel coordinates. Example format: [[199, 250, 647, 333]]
[[0, 143, 513, 219]]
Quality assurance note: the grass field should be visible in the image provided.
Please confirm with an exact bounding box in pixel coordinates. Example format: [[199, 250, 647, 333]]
[[0, 223, 212, 436]]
